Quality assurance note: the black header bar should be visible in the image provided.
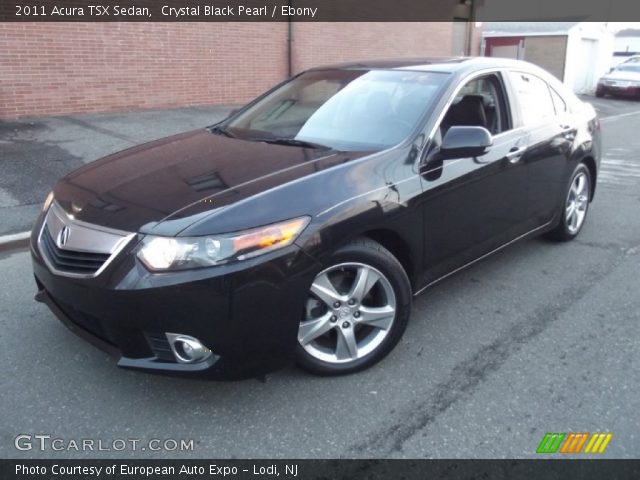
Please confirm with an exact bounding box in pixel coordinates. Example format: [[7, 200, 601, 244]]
[[2, 459, 640, 480], [2, 0, 640, 22]]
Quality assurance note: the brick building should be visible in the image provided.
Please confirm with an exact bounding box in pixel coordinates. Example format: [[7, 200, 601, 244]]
[[1, 22, 480, 118]]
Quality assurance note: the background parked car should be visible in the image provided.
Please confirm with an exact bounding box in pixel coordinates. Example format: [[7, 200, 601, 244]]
[[596, 63, 640, 98]]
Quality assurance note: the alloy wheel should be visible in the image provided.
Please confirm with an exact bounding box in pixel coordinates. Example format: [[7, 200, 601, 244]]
[[298, 262, 397, 364], [565, 171, 590, 234]]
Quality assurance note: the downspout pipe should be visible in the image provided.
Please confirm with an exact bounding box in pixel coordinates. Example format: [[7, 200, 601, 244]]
[[287, 3, 293, 77], [466, 0, 474, 55]]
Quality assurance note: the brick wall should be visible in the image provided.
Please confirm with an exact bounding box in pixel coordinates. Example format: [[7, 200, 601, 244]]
[[291, 22, 453, 72], [470, 22, 482, 55], [0, 23, 288, 117], [1, 22, 458, 118]]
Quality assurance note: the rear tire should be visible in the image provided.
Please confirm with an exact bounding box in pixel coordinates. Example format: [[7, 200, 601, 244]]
[[295, 238, 411, 376], [546, 163, 592, 242]]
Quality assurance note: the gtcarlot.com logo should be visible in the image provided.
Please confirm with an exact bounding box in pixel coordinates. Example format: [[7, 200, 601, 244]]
[[536, 432, 613, 454], [15, 434, 194, 452]]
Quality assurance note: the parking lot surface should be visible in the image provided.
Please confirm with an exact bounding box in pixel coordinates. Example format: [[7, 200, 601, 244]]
[[1, 97, 639, 459]]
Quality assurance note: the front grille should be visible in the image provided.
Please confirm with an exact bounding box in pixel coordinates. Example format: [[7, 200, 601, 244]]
[[40, 226, 110, 275]]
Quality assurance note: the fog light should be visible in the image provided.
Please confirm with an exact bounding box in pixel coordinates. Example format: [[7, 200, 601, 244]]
[[165, 333, 212, 364]]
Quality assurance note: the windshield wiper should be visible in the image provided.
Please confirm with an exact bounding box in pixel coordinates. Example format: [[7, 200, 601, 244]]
[[209, 125, 236, 138], [256, 137, 333, 150], [210, 129, 337, 151]]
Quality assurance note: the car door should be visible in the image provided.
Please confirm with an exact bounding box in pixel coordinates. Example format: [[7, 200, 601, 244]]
[[506, 71, 572, 225], [417, 72, 533, 286]]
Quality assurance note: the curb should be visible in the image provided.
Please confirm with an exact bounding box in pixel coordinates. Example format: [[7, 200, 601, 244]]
[[0, 231, 31, 252]]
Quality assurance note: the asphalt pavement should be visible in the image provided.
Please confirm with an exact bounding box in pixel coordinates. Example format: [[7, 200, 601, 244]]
[[0, 97, 639, 460]]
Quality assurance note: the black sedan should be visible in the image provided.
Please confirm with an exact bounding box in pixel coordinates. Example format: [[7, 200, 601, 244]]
[[31, 57, 601, 378]]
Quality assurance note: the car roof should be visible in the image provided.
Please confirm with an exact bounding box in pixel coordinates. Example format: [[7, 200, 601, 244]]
[[306, 56, 579, 108], [307, 56, 534, 74]]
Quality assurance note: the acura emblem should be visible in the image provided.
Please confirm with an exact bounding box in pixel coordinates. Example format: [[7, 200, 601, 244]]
[[58, 225, 70, 247]]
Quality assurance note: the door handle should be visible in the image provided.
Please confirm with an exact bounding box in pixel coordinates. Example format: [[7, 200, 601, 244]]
[[506, 145, 527, 163]]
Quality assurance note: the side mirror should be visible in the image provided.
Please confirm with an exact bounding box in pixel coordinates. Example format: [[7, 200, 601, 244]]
[[440, 126, 493, 159]]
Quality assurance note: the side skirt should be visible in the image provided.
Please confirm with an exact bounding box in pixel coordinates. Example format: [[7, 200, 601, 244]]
[[413, 219, 554, 297]]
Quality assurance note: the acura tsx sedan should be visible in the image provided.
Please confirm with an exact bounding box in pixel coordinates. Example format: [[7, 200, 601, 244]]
[[31, 57, 600, 378]]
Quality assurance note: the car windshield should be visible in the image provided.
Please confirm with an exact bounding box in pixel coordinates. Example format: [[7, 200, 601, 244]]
[[614, 64, 640, 74], [218, 69, 449, 151]]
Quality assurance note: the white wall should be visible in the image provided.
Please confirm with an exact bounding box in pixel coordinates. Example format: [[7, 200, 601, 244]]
[[564, 23, 614, 93]]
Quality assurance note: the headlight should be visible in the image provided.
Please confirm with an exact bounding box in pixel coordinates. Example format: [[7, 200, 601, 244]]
[[137, 216, 310, 271], [42, 191, 54, 212]]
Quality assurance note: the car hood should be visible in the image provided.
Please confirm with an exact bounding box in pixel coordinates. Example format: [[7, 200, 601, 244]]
[[53, 129, 368, 233], [601, 71, 640, 82]]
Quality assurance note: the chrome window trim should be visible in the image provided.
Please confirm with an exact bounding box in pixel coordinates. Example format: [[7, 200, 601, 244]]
[[38, 202, 135, 279]]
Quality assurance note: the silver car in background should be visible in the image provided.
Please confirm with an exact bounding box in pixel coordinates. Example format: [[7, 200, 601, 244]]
[[596, 63, 640, 98]]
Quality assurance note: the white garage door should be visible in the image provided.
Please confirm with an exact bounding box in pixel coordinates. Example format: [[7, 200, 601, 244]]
[[574, 39, 598, 93]]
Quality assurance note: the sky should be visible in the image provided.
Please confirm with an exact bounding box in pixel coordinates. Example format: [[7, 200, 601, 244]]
[[606, 22, 640, 32]]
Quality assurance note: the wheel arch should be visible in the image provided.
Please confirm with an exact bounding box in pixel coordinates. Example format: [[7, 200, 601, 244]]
[[359, 229, 417, 291], [581, 155, 597, 201]]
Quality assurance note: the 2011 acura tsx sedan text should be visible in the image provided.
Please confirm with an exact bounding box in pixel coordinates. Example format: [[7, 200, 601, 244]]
[[31, 57, 601, 378]]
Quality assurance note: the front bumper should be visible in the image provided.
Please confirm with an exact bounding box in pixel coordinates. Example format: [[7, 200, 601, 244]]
[[31, 214, 320, 379]]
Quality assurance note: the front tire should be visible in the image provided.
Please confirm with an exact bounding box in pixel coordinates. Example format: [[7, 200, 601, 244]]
[[295, 238, 411, 375], [546, 163, 592, 241]]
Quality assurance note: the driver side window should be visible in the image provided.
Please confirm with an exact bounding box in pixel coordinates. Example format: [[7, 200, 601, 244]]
[[441, 74, 512, 136], [423, 73, 511, 172]]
